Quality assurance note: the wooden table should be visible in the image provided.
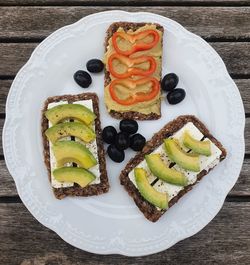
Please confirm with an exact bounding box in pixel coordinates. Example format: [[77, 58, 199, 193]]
[[0, 1, 249, 264]]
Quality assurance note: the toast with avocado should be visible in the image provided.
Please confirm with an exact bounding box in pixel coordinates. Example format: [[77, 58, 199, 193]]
[[42, 93, 109, 199], [120, 115, 227, 222], [104, 22, 164, 120]]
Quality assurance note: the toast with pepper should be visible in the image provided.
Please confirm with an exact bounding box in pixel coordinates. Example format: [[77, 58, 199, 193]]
[[104, 22, 164, 120], [120, 115, 227, 222]]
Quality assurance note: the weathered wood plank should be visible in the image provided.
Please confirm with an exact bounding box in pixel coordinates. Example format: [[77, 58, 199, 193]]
[[0, 154, 249, 197], [1, 42, 250, 76], [0, 202, 249, 264], [0, 43, 36, 76], [0, 7, 249, 39], [0, 160, 16, 196], [1, 79, 250, 114], [0, 120, 3, 152], [229, 158, 250, 196], [236, 79, 250, 113], [0, 0, 250, 5], [211, 42, 250, 76], [0, 80, 11, 113], [245, 118, 250, 154]]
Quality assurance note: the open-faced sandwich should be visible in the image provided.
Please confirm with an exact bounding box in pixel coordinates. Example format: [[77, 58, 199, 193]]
[[104, 22, 164, 120], [42, 93, 109, 199], [120, 115, 227, 222]]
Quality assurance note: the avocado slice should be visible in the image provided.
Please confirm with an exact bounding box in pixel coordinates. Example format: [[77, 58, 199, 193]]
[[145, 154, 188, 186], [183, 131, 211, 156], [134, 168, 168, 209], [52, 140, 97, 168], [45, 122, 95, 144], [45, 104, 96, 125], [53, 167, 96, 187], [164, 138, 200, 172]]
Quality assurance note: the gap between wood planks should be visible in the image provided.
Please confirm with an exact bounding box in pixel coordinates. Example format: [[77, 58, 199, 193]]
[[0, 37, 250, 43], [0, 195, 250, 204], [1, 75, 250, 80], [0, 1, 250, 7], [0, 196, 21, 203]]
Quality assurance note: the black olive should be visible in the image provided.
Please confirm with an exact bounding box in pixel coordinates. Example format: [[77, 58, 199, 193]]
[[119, 119, 138, 134], [130, 133, 146, 151], [115, 132, 130, 150], [167, 88, 186, 105], [161, 73, 179, 92], [107, 144, 125, 163], [102, 126, 117, 144], [86, 59, 104, 73], [74, 70, 92, 88]]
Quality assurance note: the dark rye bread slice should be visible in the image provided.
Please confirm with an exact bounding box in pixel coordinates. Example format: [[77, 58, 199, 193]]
[[120, 115, 227, 222], [41, 93, 109, 199], [104, 22, 164, 120]]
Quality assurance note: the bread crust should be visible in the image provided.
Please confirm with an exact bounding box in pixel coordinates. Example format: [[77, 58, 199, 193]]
[[104, 22, 164, 120], [119, 115, 227, 222], [41, 93, 109, 199]]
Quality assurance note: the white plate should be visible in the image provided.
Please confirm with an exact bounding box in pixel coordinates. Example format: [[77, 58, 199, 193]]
[[3, 11, 245, 256]]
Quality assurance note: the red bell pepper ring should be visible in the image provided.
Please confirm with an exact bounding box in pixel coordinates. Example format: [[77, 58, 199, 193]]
[[108, 53, 157, 79], [112, 30, 160, 56], [109, 77, 160, 106]]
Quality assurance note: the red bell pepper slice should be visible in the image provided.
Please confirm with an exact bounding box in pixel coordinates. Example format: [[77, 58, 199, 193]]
[[109, 77, 160, 106], [112, 30, 160, 56], [108, 53, 157, 79]]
